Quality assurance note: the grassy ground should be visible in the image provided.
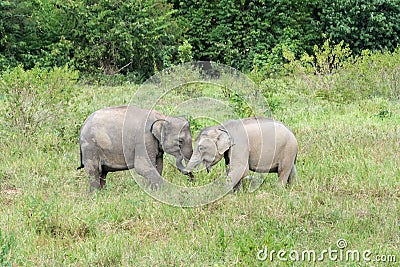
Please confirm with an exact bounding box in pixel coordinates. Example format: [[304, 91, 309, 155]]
[[1, 74, 399, 266]]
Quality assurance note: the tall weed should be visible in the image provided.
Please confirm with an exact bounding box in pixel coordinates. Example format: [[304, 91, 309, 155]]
[[0, 229, 15, 267], [0, 65, 80, 140], [281, 40, 400, 102]]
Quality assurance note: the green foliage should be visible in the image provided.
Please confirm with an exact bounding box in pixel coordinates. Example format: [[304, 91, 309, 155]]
[[278, 39, 400, 103], [0, 0, 74, 70], [226, 92, 255, 118], [0, 65, 79, 137], [0, 0, 38, 69], [283, 38, 353, 76], [0, 0, 182, 79], [188, 116, 210, 134], [173, 0, 320, 71], [177, 40, 193, 63], [319, 0, 400, 54], [2, 0, 400, 77], [61, 0, 181, 77], [0, 229, 15, 267], [336, 48, 400, 100]]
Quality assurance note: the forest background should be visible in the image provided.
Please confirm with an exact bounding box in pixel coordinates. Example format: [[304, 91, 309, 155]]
[[1, 0, 400, 80]]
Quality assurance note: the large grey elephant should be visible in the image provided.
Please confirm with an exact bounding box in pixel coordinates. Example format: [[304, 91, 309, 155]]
[[77, 105, 193, 191], [183, 116, 298, 189]]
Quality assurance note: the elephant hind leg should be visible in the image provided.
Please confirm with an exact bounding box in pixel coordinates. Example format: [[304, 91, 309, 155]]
[[278, 170, 290, 186], [84, 159, 103, 192], [82, 147, 106, 192], [87, 168, 101, 192], [100, 170, 108, 189], [278, 153, 298, 186], [287, 164, 297, 185], [277, 163, 292, 186]]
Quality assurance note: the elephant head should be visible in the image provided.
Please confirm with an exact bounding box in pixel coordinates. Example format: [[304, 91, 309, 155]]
[[151, 116, 193, 173], [184, 126, 233, 173]]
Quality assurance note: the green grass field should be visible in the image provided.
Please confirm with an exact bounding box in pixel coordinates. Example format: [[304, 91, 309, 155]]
[[0, 62, 399, 266]]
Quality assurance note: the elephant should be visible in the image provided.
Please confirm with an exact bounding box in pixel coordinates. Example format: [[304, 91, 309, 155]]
[[183, 116, 298, 190], [77, 105, 193, 191]]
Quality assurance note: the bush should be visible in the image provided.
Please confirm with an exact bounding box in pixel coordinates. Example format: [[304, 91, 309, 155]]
[[0, 1, 38, 70], [0, 65, 79, 136], [337, 48, 400, 100], [319, 0, 400, 54], [280, 40, 400, 102], [172, 0, 320, 71], [0, 0, 183, 80], [59, 0, 181, 78], [283, 38, 353, 76]]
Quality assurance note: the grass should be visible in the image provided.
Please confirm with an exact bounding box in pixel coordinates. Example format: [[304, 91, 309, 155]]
[[0, 68, 399, 266]]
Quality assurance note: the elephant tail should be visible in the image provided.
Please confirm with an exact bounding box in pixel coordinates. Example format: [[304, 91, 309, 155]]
[[77, 145, 84, 170]]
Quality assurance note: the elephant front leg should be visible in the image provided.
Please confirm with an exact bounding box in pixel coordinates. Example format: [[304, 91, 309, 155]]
[[155, 155, 163, 175], [224, 148, 249, 191], [224, 152, 230, 176], [135, 154, 164, 190], [225, 165, 249, 192]]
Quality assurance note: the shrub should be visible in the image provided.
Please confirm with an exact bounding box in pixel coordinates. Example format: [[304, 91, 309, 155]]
[[319, 0, 400, 54], [338, 48, 400, 100], [0, 0, 182, 80], [0, 1, 39, 70], [281, 40, 400, 102], [59, 0, 181, 78], [0, 65, 79, 136], [172, 0, 320, 71]]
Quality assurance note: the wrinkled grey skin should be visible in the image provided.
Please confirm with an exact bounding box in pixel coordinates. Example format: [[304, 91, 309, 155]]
[[77, 106, 193, 191], [183, 116, 298, 189]]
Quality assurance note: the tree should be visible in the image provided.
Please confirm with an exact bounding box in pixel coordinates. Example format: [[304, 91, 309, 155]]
[[319, 0, 400, 53], [171, 0, 320, 71], [0, 0, 39, 69]]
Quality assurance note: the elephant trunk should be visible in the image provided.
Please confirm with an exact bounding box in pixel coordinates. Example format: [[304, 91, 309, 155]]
[[183, 150, 202, 174], [176, 155, 194, 180], [182, 140, 193, 164], [175, 155, 185, 172]]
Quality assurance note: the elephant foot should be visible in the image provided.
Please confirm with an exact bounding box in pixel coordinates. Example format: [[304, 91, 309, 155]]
[[248, 175, 265, 192], [89, 180, 102, 193], [149, 179, 163, 191], [150, 183, 160, 191]]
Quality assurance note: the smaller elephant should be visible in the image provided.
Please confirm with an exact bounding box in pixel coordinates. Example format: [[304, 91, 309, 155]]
[[183, 116, 298, 189], [78, 105, 193, 191]]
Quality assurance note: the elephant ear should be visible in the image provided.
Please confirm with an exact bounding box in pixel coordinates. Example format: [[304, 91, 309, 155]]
[[216, 128, 232, 154], [151, 119, 166, 142]]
